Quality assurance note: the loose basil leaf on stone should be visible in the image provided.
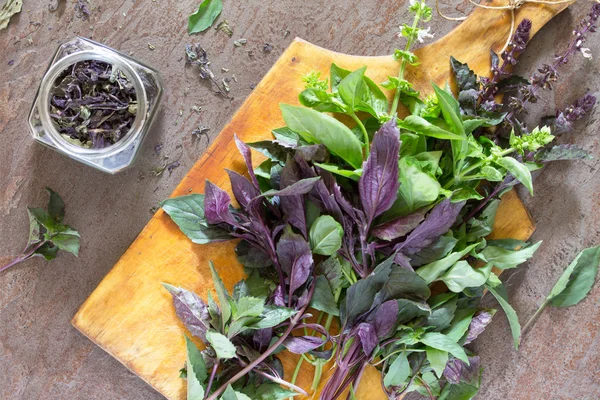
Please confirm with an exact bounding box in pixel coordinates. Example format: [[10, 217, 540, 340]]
[[188, 0, 222, 34]]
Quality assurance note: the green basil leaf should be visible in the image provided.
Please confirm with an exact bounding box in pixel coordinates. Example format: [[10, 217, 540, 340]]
[[299, 88, 345, 113], [479, 165, 504, 182], [338, 66, 367, 111], [45, 187, 65, 223], [548, 246, 600, 307], [399, 115, 465, 140], [420, 332, 469, 363], [209, 261, 232, 326], [432, 83, 464, 136], [494, 156, 533, 195], [356, 76, 389, 118], [221, 384, 252, 400], [426, 347, 449, 378], [33, 242, 59, 260], [438, 382, 479, 400], [417, 242, 480, 283], [397, 299, 431, 323], [233, 296, 264, 319], [26, 209, 42, 247], [280, 104, 363, 169], [416, 371, 442, 397], [330, 63, 351, 92], [251, 305, 297, 329], [51, 232, 80, 256], [188, 0, 222, 34], [485, 274, 521, 349], [28, 207, 58, 232], [314, 163, 361, 181], [391, 157, 441, 216], [452, 186, 483, 202], [466, 199, 501, 242], [444, 307, 477, 343], [383, 352, 410, 388], [309, 215, 344, 256], [206, 330, 236, 360], [309, 275, 339, 316], [426, 295, 457, 331], [439, 261, 491, 292], [239, 383, 298, 400], [162, 195, 232, 244], [480, 241, 542, 269], [185, 336, 206, 400]]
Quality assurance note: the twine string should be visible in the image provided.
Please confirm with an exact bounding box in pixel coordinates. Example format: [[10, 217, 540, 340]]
[[435, 0, 575, 53]]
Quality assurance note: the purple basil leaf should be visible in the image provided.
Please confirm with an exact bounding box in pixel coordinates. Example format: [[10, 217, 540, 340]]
[[226, 169, 260, 209], [367, 300, 399, 338], [393, 252, 413, 270], [282, 335, 326, 354], [371, 209, 427, 241], [297, 287, 311, 309], [443, 356, 481, 386], [358, 119, 401, 226], [298, 323, 330, 338], [261, 177, 321, 198], [356, 322, 378, 356], [272, 285, 286, 307], [309, 348, 333, 360], [162, 284, 210, 342], [253, 327, 273, 351], [443, 358, 462, 385], [280, 157, 308, 237], [296, 144, 329, 163], [395, 199, 464, 256], [276, 227, 313, 294], [464, 309, 496, 345], [204, 180, 235, 225], [234, 240, 273, 269], [234, 134, 260, 188]]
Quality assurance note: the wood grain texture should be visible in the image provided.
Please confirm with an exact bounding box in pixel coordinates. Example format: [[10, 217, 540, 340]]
[[72, 2, 568, 399]]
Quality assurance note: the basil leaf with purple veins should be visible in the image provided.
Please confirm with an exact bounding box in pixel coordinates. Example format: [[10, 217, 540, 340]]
[[356, 322, 378, 356], [366, 300, 399, 338], [464, 309, 496, 345], [234, 134, 260, 188], [276, 226, 313, 295], [371, 209, 426, 241], [204, 180, 235, 225], [396, 199, 464, 257], [226, 170, 260, 209], [279, 156, 308, 237], [163, 284, 211, 342], [359, 118, 401, 227], [282, 335, 326, 354]]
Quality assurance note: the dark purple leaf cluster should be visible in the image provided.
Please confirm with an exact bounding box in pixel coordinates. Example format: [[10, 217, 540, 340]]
[[479, 19, 532, 107], [49, 60, 137, 149]]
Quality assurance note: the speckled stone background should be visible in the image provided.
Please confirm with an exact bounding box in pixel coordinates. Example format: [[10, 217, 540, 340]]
[[0, 1, 599, 399]]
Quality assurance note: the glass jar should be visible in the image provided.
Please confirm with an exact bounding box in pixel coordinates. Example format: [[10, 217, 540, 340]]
[[28, 37, 163, 174]]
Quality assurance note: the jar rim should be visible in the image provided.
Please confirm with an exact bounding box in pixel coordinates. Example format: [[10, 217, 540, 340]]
[[38, 50, 149, 158]]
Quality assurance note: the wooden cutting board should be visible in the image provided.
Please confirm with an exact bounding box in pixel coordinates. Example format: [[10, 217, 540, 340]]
[[72, 2, 570, 399]]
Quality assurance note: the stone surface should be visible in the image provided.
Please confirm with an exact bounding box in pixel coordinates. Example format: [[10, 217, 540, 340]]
[[0, 1, 598, 399]]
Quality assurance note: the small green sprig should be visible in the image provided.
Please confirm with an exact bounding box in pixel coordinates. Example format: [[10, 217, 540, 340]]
[[389, 0, 433, 114], [509, 126, 555, 155], [0, 188, 80, 274]]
